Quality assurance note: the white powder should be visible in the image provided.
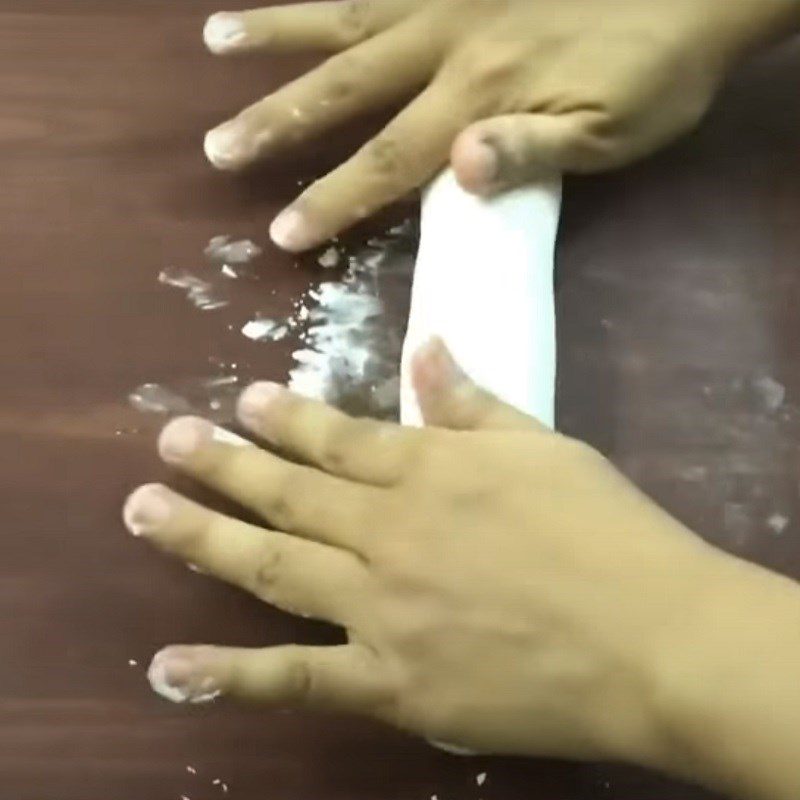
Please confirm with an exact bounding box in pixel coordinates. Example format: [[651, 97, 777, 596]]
[[753, 375, 786, 413], [128, 659, 138, 667], [241, 318, 281, 342], [129, 376, 242, 422], [476, 772, 487, 786], [317, 246, 341, 269], [159, 268, 229, 311], [428, 739, 478, 756], [186, 766, 197, 775], [128, 383, 192, 415], [287, 284, 380, 401], [767, 513, 789, 535], [204, 235, 262, 265]]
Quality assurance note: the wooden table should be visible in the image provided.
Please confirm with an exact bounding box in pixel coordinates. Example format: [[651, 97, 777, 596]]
[[1, 2, 798, 798]]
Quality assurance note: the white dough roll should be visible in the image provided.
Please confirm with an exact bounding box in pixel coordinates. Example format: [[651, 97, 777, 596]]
[[400, 169, 562, 429]]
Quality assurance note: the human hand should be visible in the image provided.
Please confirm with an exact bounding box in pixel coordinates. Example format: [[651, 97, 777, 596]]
[[124, 339, 722, 768], [201, 0, 797, 251]]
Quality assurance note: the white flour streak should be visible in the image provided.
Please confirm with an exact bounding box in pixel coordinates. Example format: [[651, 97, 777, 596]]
[[128, 383, 192, 415], [767, 512, 789, 535], [204, 235, 262, 265], [241, 318, 288, 342], [159, 268, 228, 310], [288, 282, 381, 402], [317, 246, 341, 268]]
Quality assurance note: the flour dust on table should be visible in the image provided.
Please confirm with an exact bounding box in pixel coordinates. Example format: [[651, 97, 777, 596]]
[[129, 224, 416, 426]]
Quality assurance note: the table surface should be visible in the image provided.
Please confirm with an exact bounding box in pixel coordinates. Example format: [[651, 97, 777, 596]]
[[1, 2, 799, 799]]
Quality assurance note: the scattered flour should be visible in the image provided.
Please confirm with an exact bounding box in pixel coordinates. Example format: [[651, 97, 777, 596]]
[[159, 268, 229, 311], [204, 235, 262, 265], [241, 318, 288, 342], [753, 375, 786, 413], [317, 246, 341, 269], [767, 512, 789, 535]]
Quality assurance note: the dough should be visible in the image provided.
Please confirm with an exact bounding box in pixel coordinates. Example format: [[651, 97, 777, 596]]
[[400, 169, 562, 428]]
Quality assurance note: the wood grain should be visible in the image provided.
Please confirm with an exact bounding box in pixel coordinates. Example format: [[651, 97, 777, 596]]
[[0, 2, 798, 798]]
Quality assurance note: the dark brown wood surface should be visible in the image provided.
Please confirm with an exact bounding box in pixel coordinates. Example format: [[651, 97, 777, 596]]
[[1, 2, 798, 798]]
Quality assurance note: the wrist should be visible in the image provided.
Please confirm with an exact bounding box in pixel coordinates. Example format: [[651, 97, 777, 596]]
[[648, 551, 800, 798], [692, 0, 800, 66]]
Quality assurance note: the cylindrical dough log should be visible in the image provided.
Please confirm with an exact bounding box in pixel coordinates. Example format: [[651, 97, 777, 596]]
[[400, 169, 562, 428]]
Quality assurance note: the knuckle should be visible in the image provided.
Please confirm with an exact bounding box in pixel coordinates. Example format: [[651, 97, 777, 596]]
[[335, 0, 373, 46], [325, 51, 370, 101], [283, 647, 314, 704], [251, 544, 284, 600], [319, 418, 382, 475], [319, 424, 353, 474], [262, 473, 304, 532], [361, 133, 409, 189]]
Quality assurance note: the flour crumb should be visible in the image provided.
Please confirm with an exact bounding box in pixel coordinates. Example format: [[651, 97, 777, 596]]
[[159, 268, 228, 311], [186, 766, 197, 775], [679, 465, 708, 482], [318, 246, 341, 269], [241, 318, 280, 342], [767, 513, 789, 535], [753, 375, 786, 412], [204, 236, 262, 265], [476, 772, 487, 786], [127, 659, 138, 667]]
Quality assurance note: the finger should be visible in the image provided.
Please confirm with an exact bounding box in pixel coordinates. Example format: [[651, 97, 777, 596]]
[[269, 80, 469, 251], [156, 418, 369, 549], [148, 643, 387, 714], [412, 338, 549, 432], [236, 382, 416, 486], [203, 0, 424, 55], [451, 112, 614, 196], [204, 14, 441, 172], [123, 483, 366, 623]]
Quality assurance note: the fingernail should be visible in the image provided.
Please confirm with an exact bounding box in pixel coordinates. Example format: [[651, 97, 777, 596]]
[[148, 648, 222, 705], [237, 382, 284, 429], [203, 12, 247, 54], [415, 337, 465, 393], [270, 207, 312, 252], [158, 417, 212, 465], [123, 483, 172, 537], [204, 121, 254, 171], [471, 139, 499, 186], [453, 133, 500, 194]]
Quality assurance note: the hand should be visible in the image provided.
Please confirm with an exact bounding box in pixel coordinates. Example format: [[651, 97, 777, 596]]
[[124, 339, 720, 768], [201, 0, 795, 251]]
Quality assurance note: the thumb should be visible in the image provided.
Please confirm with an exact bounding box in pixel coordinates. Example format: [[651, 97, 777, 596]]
[[411, 338, 547, 432], [451, 112, 611, 196]]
